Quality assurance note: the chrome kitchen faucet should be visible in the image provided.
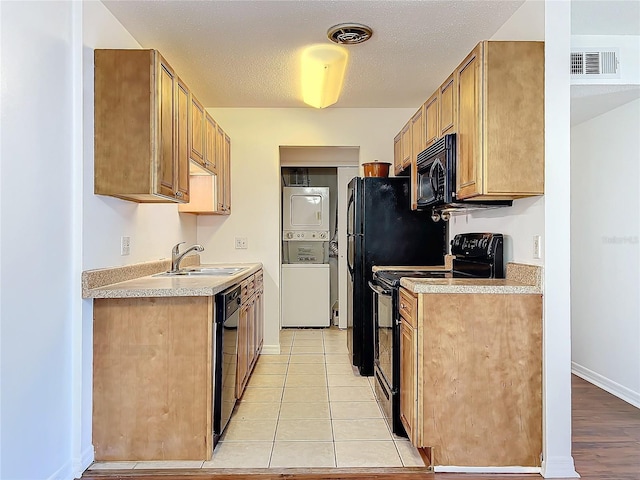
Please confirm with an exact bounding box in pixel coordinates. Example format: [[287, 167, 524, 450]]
[[170, 242, 204, 273]]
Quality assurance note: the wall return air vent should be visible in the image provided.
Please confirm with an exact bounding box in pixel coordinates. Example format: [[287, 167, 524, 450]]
[[571, 49, 620, 79]]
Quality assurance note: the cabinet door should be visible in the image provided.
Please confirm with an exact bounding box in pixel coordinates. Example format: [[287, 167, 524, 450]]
[[424, 92, 439, 147], [456, 43, 483, 199], [204, 113, 218, 174], [237, 302, 249, 397], [393, 133, 403, 176], [409, 107, 424, 210], [157, 56, 177, 199], [190, 95, 206, 168], [216, 126, 226, 213], [255, 288, 264, 356], [400, 319, 417, 444], [439, 73, 457, 137], [223, 134, 231, 212], [175, 78, 190, 202], [411, 107, 424, 161], [248, 297, 257, 369], [400, 122, 411, 170]]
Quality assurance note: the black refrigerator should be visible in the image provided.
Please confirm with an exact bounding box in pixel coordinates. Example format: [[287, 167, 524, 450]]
[[346, 177, 446, 376]]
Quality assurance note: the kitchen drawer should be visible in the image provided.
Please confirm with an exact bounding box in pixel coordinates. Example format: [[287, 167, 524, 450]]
[[399, 288, 417, 328], [246, 274, 255, 299], [241, 278, 249, 303]]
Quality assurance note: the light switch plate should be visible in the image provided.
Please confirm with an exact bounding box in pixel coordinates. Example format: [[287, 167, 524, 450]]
[[533, 235, 541, 259], [235, 237, 248, 249], [121, 236, 131, 256]]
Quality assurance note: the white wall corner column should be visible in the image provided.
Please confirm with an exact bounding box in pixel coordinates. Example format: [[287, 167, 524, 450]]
[[71, 1, 93, 476], [542, 0, 579, 478]]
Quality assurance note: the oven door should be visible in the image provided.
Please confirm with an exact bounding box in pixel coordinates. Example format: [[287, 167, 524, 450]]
[[369, 280, 394, 388]]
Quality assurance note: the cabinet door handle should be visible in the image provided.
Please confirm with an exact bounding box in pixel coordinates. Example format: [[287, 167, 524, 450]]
[[175, 191, 184, 198]]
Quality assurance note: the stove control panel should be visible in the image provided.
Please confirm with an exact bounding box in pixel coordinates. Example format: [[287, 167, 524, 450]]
[[451, 233, 503, 259]]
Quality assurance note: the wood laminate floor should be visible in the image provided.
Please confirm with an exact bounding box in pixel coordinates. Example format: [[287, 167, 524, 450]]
[[82, 365, 640, 480]]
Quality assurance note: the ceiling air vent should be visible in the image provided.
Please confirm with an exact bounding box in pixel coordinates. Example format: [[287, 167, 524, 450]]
[[327, 23, 373, 45], [571, 49, 620, 78]]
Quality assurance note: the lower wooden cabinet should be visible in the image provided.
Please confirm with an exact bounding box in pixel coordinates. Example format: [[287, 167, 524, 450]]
[[400, 288, 543, 467], [92, 269, 264, 461], [93, 296, 215, 461], [236, 270, 264, 398], [399, 318, 418, 444]]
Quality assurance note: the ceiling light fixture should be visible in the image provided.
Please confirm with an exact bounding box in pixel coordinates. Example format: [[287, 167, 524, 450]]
[[301, 44, 349, 109]]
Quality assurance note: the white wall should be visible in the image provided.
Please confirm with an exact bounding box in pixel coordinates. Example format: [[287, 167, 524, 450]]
[[1, 2, 76, 478], [79, 0, 199, 472], [448, 198, 545, 265], [571, 98, 640, 407], [449, 0, 545, 265], [82, 0, 198, 270], [197, 108, 413, 351], [542, 1, 579, 477]]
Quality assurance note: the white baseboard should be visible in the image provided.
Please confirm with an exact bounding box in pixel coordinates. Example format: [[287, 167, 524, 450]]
[[261, 343, 281, 355], [572, 362, 640, 408], [47, 459, 73, 480], [72, 445, 94, 478], [434, 466, 541, 474], [541, 456, 580, 478]]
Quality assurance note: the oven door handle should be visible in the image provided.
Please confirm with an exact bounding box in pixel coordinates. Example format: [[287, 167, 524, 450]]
[[368, 281, 392, 296]]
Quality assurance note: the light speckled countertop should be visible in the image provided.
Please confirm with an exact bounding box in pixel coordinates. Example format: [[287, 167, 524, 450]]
[[394, 262, 543, 295], [401, 276, 541, 294], [82, 262, 262, 299]]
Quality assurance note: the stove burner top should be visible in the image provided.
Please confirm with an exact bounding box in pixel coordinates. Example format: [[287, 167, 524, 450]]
[[374, 269, 451, 288]]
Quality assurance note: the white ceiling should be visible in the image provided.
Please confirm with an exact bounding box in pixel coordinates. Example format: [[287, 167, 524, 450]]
[[571, 0, 640, 35], [570, 0, 640, 125], [101, 0, 640, 124], [101, 0, 527, 109]]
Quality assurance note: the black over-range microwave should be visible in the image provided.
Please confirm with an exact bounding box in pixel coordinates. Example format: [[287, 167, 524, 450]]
[[415, 133, 456, 209]]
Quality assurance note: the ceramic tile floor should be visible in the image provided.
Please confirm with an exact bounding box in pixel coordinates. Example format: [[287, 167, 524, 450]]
[[89, 327, 426, 471]]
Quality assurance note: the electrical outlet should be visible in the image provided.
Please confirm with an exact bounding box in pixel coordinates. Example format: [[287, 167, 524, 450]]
[[533, 235, 541, 259], [121, 236, 131, 256], [235, 237, 248, 249]]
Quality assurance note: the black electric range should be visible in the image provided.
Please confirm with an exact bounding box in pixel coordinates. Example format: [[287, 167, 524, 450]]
[[370, 232, 504, 436]]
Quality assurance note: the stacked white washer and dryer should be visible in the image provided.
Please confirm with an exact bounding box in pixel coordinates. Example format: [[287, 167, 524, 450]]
[[281, 186, 331, 327]]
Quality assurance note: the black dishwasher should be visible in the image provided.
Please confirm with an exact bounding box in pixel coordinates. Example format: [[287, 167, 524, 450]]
[[213, 284, 241, 447]]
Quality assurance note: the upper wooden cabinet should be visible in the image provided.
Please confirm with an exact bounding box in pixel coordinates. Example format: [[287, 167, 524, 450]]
[[399, 40, 544, 206], [424, 92, 439, 148], [190, 95, 217, 175], [393, 133, 403, 176], [455, 41, 544, 200], [190, 95, 205, 168], [400, 122, 412, 171], [438, 73, 457, 138], [410, 107, 425, 163], [216, 128, 231, 214], [203, 113, 218, 175], [94, 49, 190, 203]]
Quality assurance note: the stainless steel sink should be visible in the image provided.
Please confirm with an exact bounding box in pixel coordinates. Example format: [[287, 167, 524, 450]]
[[154, 267, 249, 277]]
